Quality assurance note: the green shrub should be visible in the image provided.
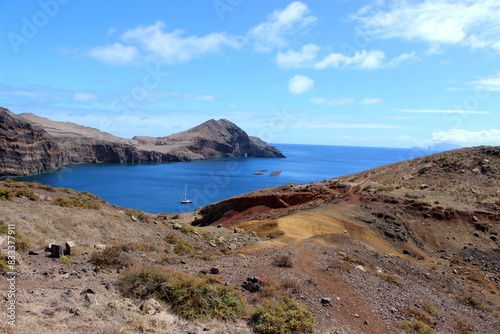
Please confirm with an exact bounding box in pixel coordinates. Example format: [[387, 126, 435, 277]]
[[399, 319, 435, 334], [90, 246, 133, 268], [14, 188, 39, 201], [0, 188, 14, 201], [0, 256, 9, 273], [173, 242, 194, 255], [58, 256, 73, 265], [420, 301, 439, 317], [475, 222, 489, 233], [117, 266, 246, 321], [251, 295, 315, 334], [51, 196, 101, 209], [181, 226, 196, 234]]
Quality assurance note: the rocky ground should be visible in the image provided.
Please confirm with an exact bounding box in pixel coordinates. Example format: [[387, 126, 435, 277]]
[[0, 146, 499, 333]]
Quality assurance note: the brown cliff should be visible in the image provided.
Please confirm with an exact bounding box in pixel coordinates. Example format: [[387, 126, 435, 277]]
[[0, 108, 284, 177], [0, 108, 64, 177]]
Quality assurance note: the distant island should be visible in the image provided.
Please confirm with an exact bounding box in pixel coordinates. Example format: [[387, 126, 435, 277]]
[[0, 107, 284, 177]]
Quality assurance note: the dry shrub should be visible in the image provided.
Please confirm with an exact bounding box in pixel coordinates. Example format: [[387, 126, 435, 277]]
[[90, 245, 133, 268], [51, 196, 101, 209], [272, 255, 293, 268], [117, 266, 246, 321]]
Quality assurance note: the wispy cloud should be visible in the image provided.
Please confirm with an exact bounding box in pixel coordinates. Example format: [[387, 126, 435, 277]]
[[88, 43, 138, 65], [361, 97, 382, 105], [397, 109, 491, 114], [247, 1, 316, 52], [73, 92, 98, 102], [468, 76, 500, 91], [432, 129, 500, 145], [310, 96, 354, 106], [276, 44, 417, 70], [353, 0, 500, 52]]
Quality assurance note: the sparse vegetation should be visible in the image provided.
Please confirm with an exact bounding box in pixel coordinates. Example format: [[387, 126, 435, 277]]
[[58, 255, 73, 265], [457, 294, 491, 312], [272, 255, 293, 268], [251, 295, 315, 334], [399, 319, 435, 334], [327, 258, 353, 272], [420, 301, 439, 317], [90, 245, 133, 268], [118, 266, 246, 321], [381, 273, 403, 287], [51, 196, 101, 209], [181, 225, 196, 234]]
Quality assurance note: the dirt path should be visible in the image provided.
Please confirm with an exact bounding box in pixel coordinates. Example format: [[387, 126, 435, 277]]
[[294, 248, 396, 334]]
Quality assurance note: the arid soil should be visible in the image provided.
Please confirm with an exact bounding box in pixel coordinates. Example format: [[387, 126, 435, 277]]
[[0, 146, 499, 333]]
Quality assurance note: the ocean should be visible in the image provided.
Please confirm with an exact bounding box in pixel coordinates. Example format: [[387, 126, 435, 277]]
[[16, 144, 436, 214]]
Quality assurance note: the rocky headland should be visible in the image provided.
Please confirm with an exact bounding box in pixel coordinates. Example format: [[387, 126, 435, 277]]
[[0, 107, 284, 177]]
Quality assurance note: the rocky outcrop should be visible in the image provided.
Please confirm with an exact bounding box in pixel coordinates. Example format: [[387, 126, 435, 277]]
[[0, 109, 284, 177], [0, 108, 64, 177]]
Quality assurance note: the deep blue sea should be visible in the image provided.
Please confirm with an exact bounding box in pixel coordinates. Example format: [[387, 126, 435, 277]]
[[16, 144, 437, 214]]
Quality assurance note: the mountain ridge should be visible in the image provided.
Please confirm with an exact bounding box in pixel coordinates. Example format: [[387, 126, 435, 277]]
[[0, 108, 284, 177]]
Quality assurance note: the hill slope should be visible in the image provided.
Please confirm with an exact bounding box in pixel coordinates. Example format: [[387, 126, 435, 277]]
[[0, 146, 498, 333]]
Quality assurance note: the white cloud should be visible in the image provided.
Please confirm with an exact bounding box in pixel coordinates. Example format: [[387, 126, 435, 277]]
[[398, 109, 491, 114], [248, 1, 316, 52], [310, 96, 354, 106], [121, 21, 241, 63], [314, 49, 385, 69], [88, 43, 138, 65], [469, 76, 500, 91], [73, 92, 98, 102], [432, 129, 500, 145], [276, 43, 319, 68], [353, 0, 500, 52], [361, 97, 382, 105], [277, 45, 416, 70], [288, 75, 314, 94]]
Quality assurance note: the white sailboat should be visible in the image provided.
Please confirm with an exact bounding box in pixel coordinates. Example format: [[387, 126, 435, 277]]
[[180, 184, 192, 204]]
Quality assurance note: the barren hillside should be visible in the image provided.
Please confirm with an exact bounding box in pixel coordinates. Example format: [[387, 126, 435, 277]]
[[0, 146, 498, 333]]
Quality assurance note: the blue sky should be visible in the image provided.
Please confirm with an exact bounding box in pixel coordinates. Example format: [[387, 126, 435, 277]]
[[1, 0, 500, 148]]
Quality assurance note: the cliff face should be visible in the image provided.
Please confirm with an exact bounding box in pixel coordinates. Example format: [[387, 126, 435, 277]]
[[0, 109, 284, 177], [0, 108, 64, 177], [152, 119, 285, 159]]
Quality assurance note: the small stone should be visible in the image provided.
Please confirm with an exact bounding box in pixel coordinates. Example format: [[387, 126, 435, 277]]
[[353, 313, 360, 318], [321, 297, 332, 307], [210, 267, 220, 275], [41, 309, 55, 316], [141, 298, 162, 315], [172, 223, 182, 230]]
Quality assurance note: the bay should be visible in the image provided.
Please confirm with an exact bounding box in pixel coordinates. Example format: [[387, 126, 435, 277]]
[[17, 144, 435, 214]]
